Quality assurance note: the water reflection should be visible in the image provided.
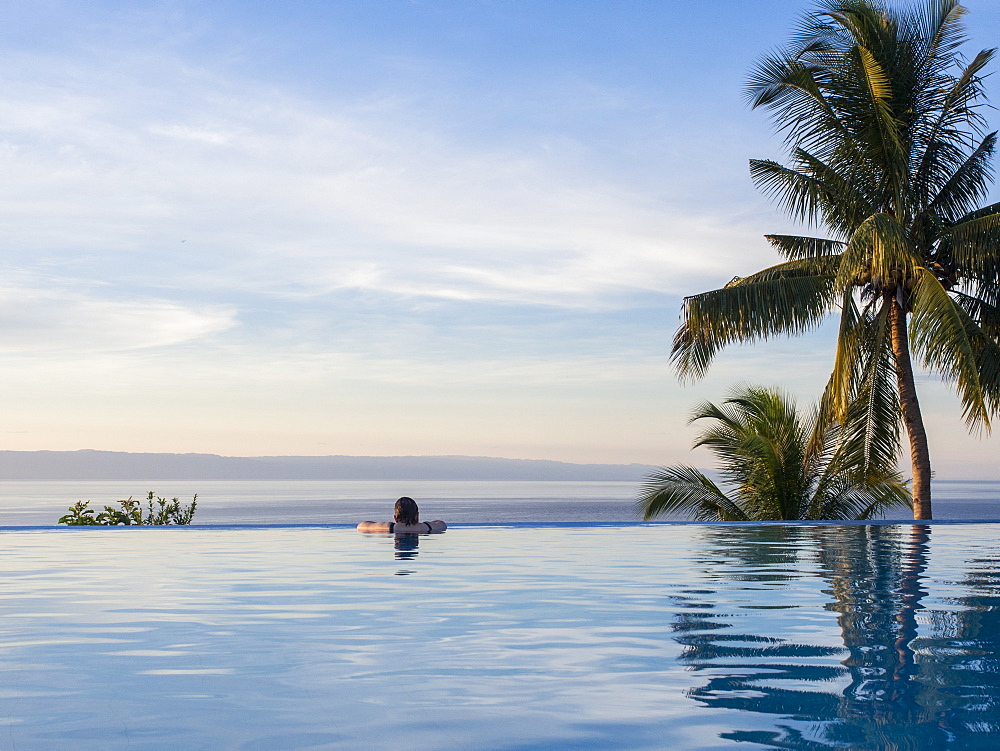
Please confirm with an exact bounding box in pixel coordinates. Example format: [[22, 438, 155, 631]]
[[670, 525, 843, 747], [394, 533, 419, 575], [394, 533, 420, 560], [820, 525, 933, 747], [674, 524, 1000, 749], [919, 542, 1000, 740], [692, 524, 813, 582]]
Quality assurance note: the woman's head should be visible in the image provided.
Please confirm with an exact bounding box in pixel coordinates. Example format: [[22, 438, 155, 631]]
[[394, 496, 419, 525]]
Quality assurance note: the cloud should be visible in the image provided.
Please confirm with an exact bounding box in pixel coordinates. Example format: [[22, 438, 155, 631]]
[[0, 281, 236, 353], [0, 45, 771, 313]]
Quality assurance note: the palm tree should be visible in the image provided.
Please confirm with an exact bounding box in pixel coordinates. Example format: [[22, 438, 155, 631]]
[[637, 386, 910, 521], [672, 0, 1000, 519]]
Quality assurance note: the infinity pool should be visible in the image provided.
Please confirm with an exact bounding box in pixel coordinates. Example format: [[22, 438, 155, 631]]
[[1, 523, 998, 749]]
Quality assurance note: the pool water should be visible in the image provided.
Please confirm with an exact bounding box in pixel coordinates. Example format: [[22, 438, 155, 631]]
[[1, 523, 998, 749]]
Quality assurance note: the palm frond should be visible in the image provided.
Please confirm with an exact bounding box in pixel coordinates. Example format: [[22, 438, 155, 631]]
[[920, 0, 966, 59], [944, 209, 1000, 283], [853, 44, 906, 165], [672, 269, 836, 380], [635, 467, 746, 521], [933, 289, 1000, 422], [923, 46, 994, 136], [737, 255, 842, 282], [688, 389, 799, 500], [951, 200, 1000, 224], [765, 234, 846, 260], [823, 289, 864, 420], [823, 295, 901, 470], [913, 40, 996, 209], [911, 39, 993, 133], [789, 148, 877, 232], [749, 159, 834, 226], [809, 468, 910, 520], [718, 387, 810, 519], [909, 268, 991, 428], [802, 399, 840, 486], [746, 53, 827, 114], [846, 338, 901, 470], [952, 290, 1000, 340], [749, 64, 863, 163], [925, 132, 997, 222]]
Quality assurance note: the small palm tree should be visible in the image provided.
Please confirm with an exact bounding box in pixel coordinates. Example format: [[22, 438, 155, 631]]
[[637, 386, 910, 521]]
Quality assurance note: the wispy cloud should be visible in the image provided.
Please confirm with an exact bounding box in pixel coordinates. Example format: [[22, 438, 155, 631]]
[[0, 46, 770, 316], [0, 279, 235, 353]]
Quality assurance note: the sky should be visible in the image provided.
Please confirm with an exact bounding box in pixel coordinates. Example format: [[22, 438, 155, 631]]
[[1, 1, 999, 478]]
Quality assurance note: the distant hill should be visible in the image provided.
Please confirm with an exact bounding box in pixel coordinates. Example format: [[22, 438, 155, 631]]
[[0, 450, 657, 481]]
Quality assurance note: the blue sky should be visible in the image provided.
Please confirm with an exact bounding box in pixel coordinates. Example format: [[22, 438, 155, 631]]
[[1, 1, 998, 477]]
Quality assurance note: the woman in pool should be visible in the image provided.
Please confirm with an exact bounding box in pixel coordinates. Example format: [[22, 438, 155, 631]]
[[357, 496, 447, 534]]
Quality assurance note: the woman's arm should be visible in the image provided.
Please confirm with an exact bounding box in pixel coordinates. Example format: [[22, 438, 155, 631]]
[[356, 521, 392, 532]]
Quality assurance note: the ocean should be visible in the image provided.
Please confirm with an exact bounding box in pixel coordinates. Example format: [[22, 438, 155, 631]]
[[1, 478, 998, 525]]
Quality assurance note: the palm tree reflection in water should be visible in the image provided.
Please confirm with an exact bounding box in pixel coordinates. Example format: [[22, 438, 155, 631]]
[[673, 525, 1000, 748]]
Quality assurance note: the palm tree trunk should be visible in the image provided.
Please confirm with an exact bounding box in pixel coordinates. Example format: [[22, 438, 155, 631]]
[[889, 297, 932, 519]]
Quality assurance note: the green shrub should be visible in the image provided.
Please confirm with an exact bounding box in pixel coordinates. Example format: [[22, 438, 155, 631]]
[[58, 492, 198, 526]]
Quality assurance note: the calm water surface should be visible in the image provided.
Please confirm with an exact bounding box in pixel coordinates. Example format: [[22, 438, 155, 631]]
[[1, 479, 998, 525], [0, 480, 640, 525], [1, 523, 999, 749]]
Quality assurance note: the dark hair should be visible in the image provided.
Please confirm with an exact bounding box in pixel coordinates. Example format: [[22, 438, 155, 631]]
[[394, 496, 419, 525]]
